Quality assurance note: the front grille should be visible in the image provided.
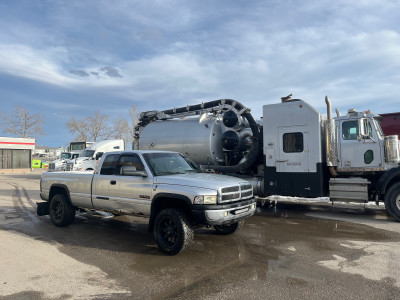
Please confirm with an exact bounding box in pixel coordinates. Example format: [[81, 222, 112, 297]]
[[241, 184, 252, 191], [241, 190, 253, 198], [219, 183, 253, 203], [222, 192, 240, 201], [221, 186, 239, 193], [48, 162, 73, 171]]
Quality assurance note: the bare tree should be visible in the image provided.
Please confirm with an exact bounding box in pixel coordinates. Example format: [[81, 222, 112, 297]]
[[0, 105, 45, 138], [111, 116, 129, 140], [66, 105, 139, 144], [66, 111, 111, 142]]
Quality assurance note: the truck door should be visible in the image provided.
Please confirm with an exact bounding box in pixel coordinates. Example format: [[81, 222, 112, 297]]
[[92, 153, 120, 210], [276, 125, 311, 196], [92, 153, 153, 216], [339, 119, 382, 169], [109, 154, 153, 216]]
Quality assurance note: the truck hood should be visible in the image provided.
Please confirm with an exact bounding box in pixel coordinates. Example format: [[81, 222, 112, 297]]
[[51, 158, 72, 165], [74, 157, 92, 163], [155, 172, 250, 190]]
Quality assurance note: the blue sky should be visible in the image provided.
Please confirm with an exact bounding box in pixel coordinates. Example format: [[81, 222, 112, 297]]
[[0, 0, 399, 147]]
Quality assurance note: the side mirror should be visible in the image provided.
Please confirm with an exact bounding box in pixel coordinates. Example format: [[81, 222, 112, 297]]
[[357, 134, 366, 141], [120, 166, 148, 177], [358, 118, 371, 141]]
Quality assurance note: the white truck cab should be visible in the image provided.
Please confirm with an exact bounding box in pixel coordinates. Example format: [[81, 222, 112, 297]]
[[72, 139, 124, 171], [335, 110, 392, 171], [48, 152, 80, 171]]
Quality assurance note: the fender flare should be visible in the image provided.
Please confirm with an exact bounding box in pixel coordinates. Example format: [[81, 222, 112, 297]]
[[148, 193, 193, 232], [49, 184, 73, 206], [376, 167, 400, 196]]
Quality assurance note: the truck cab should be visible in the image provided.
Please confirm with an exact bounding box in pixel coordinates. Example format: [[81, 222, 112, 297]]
[[48, 151, 80, 171], [72, 139, 124, 171], [336, 110, 390, 172]]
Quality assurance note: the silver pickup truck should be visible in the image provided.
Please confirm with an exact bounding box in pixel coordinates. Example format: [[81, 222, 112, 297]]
[[38, 150, 256, 255]]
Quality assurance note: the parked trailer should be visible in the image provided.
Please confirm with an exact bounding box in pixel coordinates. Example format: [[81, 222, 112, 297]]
[[134, 96, 400, 221], [380, 112, 400, 138]]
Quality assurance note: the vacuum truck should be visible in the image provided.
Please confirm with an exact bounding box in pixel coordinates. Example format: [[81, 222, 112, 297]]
[[133, 96, 400, 221]]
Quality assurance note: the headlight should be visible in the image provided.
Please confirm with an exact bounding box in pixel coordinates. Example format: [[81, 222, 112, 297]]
[[194, 195, 217, 205]]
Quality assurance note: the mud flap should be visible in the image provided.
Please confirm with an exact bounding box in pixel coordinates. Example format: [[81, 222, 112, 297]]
[[37, 201, 50, 216]]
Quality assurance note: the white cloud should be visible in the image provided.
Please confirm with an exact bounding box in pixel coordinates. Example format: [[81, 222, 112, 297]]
[[1, 0, 400, 116], [0, 44, 130, 89], [0, 44, 76, 86]]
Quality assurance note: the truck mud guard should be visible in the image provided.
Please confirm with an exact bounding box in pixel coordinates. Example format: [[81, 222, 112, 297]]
[[37, 201, 50, 216]]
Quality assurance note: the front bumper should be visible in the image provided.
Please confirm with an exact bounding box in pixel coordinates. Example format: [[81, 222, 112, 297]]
[[192, 198, 256, 226]]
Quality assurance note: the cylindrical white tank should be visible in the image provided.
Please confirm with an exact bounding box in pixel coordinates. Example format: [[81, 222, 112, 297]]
[[138, 116, 225, 165], [385, 135, 400, 163]]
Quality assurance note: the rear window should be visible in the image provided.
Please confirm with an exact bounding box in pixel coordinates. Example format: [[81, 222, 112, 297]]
[[117, 155, 144, 175]]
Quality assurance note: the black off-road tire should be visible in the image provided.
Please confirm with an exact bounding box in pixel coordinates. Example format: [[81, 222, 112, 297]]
[[49, 194, 76, 227], [154, 208, 194, 255], [214, 220, 244, 235], [384, 182, 400, 222]]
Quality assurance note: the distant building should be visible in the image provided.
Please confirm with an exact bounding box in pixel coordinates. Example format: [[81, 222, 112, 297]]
[[0, 137, 35, 173]]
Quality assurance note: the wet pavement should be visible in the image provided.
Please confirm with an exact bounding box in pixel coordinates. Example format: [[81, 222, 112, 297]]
[[1, 171, 400, 299]]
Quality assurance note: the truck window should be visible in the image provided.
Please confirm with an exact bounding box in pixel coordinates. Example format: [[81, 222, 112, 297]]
[[283, 132, 303, 153], [342, 121, 359, 140], [100, 154, 120, 175], [117, 155, 144, 175], [81, 150, 95, 157], [60, 153, 71, 159]]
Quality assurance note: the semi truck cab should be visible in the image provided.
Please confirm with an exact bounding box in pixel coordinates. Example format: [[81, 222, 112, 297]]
[[336, 111, 386, 171]]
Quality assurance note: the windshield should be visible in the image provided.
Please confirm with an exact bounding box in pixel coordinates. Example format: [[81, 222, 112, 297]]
[[374, 118, 384, 137], [143, 152, 201, 176], [60, 153, 72, 159], [81, 150, 95, 157]]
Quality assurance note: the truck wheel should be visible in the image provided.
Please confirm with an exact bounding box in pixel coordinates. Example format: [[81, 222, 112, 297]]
[[384, 182, 400, 222], [154, 208, 194, 255], [214, 220, 244, 235], [49, 194, 76, 227]]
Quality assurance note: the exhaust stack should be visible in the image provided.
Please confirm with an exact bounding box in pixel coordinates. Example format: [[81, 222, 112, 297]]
[[325, 96, 338, 169]]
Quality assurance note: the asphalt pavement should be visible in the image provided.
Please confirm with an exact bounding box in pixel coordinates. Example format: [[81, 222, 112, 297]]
[[1, 170, 400, 299]]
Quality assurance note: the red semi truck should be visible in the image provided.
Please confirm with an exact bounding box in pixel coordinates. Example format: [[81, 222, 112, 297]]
[[380, 112, 400, 137]]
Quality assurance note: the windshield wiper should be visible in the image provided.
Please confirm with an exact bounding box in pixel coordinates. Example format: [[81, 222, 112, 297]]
[[156, 171, 186, 175]]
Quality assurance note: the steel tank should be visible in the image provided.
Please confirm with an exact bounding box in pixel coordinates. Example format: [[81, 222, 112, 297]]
[[385, 135, 400, 163], [138, 116, 224, 165]]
